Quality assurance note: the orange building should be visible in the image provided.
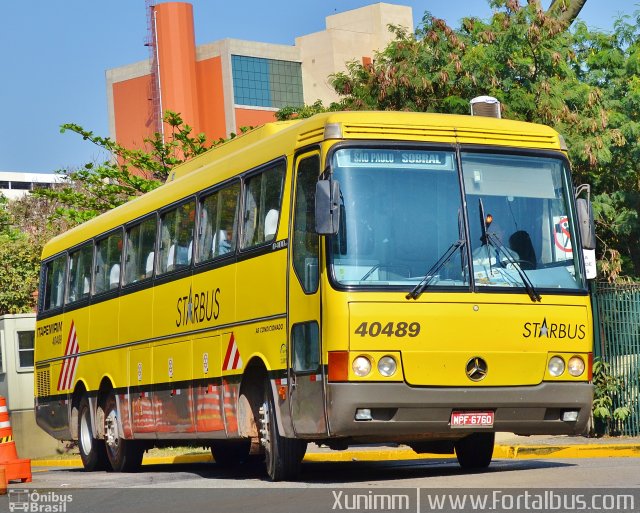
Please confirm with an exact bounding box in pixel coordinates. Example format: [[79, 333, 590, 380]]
[[106, 2, 413, 151]]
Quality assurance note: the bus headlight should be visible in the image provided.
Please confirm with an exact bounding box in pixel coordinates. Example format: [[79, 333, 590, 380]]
[[352, 356, 372, 377], [548, 356, 565, 377], [567, 356, 585, 377], [377, 356, 397, 377]]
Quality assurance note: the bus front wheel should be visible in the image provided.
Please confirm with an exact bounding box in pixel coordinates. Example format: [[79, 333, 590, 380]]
[[77, 395, 109, 471], [454, 432, 495, 469], [259, 381, 306, 481], [103, 391, 144, 472]]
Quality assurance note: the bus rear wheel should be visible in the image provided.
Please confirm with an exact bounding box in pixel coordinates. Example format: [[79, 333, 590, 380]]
[[454, 432, 495, 469], [259, 381, 306, 481], [103, 391, 144, 472], [77, 395, 109, 471]]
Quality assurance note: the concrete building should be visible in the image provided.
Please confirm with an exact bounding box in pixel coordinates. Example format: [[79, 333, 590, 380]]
[[0, 314, 60, 459], [106, 2, 413, 151], [0, 171, 60, 200]]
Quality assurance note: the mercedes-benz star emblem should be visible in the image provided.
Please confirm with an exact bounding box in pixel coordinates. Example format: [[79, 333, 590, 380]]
[[466, 357, 488, 381]]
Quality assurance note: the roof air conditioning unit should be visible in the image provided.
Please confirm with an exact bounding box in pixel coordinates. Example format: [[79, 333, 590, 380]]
[[470, 96, 501, 118]]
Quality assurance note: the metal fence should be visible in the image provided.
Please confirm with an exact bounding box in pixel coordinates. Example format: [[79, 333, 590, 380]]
[[593, 283, 640, 436]]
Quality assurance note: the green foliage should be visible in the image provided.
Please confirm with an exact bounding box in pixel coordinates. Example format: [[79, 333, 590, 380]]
[[32, 111, 222, 225], [0, 231, 40, 315], [592, 358, 632, 435], [278, 0, 640, 279]]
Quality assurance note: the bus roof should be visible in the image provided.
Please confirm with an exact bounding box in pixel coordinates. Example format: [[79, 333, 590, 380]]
[[41, 111, 562, 259]]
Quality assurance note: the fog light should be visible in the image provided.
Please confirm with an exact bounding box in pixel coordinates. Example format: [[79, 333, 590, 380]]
[[548, 356, 565, 377], [562, 411, 579, 422], [378, 356, 397, 377], [352, 356, 372, 377], [567, 356, 585, 377], [355, 408, 372, 421]]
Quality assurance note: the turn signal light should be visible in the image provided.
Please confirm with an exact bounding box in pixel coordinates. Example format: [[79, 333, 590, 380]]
[[328, 351, 349, 382]]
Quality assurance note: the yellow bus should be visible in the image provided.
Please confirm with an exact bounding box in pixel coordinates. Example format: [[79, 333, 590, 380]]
[[35, 109, 595, 480]]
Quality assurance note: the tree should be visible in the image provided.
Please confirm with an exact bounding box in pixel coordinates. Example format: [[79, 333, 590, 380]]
[[32, 111, 232, 225], [279, 0, 640, 278], [546, 0, 588, 27], [0, 194, 42, 314]]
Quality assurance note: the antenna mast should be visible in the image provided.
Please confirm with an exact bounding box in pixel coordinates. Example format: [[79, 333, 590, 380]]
[[145, 0, 163, 141]]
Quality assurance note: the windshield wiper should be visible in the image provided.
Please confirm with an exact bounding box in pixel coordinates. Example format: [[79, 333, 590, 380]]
[[485, 232, 542, 302], [406, 239, 465, 300]]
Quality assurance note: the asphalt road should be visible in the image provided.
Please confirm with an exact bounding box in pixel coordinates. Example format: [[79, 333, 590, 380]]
[[4, 457, 639, 513]]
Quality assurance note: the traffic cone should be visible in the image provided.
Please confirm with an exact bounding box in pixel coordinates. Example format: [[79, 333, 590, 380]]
[[0, 396, 31, 484]]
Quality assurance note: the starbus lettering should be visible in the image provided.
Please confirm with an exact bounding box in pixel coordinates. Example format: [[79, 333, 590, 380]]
[[523, 318, 586, 339], [176, 286, 221, 328]]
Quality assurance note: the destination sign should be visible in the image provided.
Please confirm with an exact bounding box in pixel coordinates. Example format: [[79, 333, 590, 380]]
[[334, 149, 455, 170]]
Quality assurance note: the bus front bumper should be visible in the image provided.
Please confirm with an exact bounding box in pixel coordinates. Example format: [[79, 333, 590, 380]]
[[325, 381, 592, 439]]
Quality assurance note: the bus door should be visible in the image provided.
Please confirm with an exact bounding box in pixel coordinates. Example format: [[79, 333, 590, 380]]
[[287, 152, 328, 437]]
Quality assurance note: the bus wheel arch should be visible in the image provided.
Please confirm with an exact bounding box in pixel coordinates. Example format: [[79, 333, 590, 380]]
[[237, 357, 269, 439]]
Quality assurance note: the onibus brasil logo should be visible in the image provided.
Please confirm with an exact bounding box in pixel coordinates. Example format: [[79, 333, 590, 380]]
[[9, 489, 73, 513]]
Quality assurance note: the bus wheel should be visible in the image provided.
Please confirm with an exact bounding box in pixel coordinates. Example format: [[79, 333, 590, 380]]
[[211, 439, 251, 467], [259, 381, 307, 481], [103, 391, 144, 472], [454, 432, 495, 470], [78, 395, 109, 471]]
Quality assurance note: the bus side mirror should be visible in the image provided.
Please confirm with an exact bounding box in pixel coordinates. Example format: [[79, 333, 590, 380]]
[[576, 198, 596, 250], [315, 180, 341, 235]]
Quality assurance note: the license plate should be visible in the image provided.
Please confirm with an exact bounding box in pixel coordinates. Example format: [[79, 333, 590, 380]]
[[450, 411, 494, 428]]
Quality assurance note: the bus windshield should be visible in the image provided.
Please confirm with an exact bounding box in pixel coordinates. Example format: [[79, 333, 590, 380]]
[[330, 148, 468, 288], [462, 152, 584, 291], [329, 147, 585, 292]]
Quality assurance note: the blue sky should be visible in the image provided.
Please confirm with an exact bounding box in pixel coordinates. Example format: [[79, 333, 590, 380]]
[[0, 1, 632, 173]]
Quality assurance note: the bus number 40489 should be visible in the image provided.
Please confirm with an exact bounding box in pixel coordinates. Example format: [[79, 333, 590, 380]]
[[354, 321, 421, 338]]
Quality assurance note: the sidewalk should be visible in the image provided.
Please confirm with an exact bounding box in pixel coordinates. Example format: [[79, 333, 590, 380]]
[[31, 434, 640, 468]]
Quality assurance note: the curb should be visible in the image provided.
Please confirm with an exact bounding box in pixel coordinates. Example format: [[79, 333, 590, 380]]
[[31, 443, 640, 468]]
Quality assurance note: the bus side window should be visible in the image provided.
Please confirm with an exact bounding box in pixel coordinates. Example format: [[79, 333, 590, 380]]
[[241, 162, 285, 249], [159, 200, 195, 274], [94, 230, 123, 294], [124, 216, 157, 285], [197, 181, 240, 263], [42, 254, 67, 311], [66, 243, 93, 303]]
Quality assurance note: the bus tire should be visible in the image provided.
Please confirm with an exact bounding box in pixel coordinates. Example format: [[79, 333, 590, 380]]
[[454, 432, 495, 469], [211, 439, 251, 467], [260, 380, 307, 481], [103, 391, 144, 472], [78, 395, 109, 471]]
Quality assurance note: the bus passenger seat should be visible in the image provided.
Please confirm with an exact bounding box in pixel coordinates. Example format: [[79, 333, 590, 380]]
[[264, 209, 279, 239], [109, 263, 120, 289]]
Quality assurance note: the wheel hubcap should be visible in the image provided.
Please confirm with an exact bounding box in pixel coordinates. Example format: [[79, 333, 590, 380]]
[[80, 410, 92, 455], [105, 410, 119, 450], [259, 400, 271, 455]]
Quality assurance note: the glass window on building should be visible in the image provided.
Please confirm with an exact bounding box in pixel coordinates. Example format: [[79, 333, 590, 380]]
[[17, 330, 35, 370], [231, 55, 303, 109]]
